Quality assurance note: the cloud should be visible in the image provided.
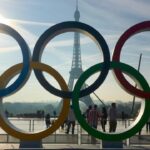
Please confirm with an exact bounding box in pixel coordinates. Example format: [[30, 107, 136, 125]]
[[80, 0, 150, 33], [36, 36, 96, 63], [8, 18, 55, 27], [107, 0, 150, 19], [0, 45, 20, 53], [47, 37, 93, 48], [0, 22, 94, 54], [0, 24, 37, 53]]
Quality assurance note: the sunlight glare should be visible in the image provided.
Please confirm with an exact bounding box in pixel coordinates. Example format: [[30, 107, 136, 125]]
[[0, 14, 11, 25]]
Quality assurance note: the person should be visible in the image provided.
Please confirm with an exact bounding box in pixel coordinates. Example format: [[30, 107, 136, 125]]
[[121, 111, 126, 128], [85, 105, 92, 136], [61, 118, 68, 130], [121, 111, 125, 120], [101, 107, 107, 132], [66, 105, 76, 134], [146, 117, 150, 133], [86, 105, 92, 124], [53, 110, 56, 119], [89, 105, 100, 144], [108, 103, 117, 132], [45, 113, 51, 128]]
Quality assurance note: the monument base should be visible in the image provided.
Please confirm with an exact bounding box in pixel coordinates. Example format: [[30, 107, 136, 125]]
[[19, 140, 43, 149], [102, 140, 123, 149]]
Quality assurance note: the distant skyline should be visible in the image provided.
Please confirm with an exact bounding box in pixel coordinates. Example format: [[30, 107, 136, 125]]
[[0, 0, 150, 104]]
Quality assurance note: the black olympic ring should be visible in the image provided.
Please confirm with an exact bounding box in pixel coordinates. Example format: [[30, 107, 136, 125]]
[[32, 21, 110, 98]]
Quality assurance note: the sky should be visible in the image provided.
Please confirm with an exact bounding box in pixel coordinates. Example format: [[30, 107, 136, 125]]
[[0, 0, 150, 105]]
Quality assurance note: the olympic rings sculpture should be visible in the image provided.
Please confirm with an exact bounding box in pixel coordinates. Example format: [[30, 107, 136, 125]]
[[0, 21, 150, 141]]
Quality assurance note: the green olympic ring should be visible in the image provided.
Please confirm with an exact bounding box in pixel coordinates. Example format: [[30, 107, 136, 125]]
[[72, 61, 150, 141]]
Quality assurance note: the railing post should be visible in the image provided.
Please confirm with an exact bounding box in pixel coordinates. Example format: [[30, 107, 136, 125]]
[[126, 138, 130, 147], [7, 134, 9, 143], [78, 124, 81, 145], [54, 131, 56, 143], [32, 119, 34, 132], [126, 119, 130, 147], [100, 140, 102, 149], [29, 120, 31, 132], [128, 119, 130, 126], [125, 119, 127, 128]]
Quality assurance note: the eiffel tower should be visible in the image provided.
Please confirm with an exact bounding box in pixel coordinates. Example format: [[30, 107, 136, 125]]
[[68, 0, 93, 106], [56, 1, 93, 113]]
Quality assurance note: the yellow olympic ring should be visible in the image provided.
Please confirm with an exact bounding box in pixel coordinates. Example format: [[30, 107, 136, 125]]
[[0, 62, 70, 140]]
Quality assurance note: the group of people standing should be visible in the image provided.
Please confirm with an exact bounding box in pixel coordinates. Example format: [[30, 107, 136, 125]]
[[86, 103, 117, 133], [44, 106, 76, 134], [44, 103, 118, 135]]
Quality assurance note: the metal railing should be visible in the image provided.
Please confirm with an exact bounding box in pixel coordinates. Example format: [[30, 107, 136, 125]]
[[0, 118, 150, 147]]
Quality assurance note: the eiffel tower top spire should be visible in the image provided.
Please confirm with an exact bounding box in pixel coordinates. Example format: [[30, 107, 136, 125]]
[[69, 0, 82, 79], [74, 0, 80, 21], [68, 0, 82, 90], [76, 0, 78, 10]]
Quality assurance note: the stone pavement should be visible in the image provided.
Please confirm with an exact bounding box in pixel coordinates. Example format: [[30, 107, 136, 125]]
[[1, 144, 150, 149]]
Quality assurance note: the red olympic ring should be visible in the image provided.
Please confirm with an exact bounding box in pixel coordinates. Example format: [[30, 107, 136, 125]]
[[113, 21, 150, 99]]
